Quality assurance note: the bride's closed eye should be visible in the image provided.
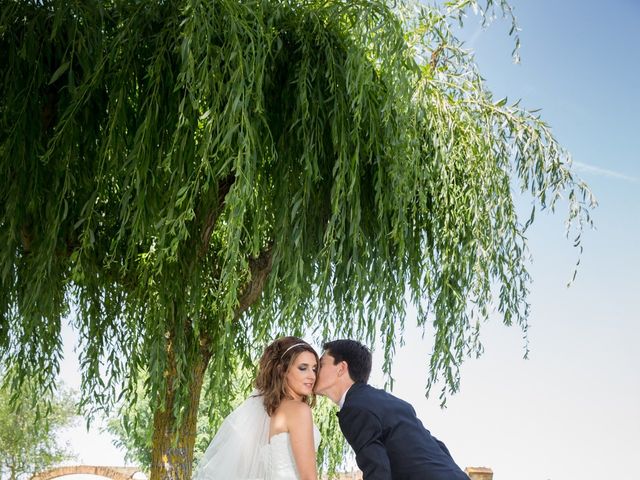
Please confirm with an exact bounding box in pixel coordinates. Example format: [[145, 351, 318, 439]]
[[297, 364, 318, 374]]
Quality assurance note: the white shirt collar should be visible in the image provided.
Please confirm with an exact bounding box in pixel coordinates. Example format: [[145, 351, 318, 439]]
[[338, 385, 352, 410]]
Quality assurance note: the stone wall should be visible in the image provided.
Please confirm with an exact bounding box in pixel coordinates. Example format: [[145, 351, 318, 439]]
[[32, 466, 140, 480]]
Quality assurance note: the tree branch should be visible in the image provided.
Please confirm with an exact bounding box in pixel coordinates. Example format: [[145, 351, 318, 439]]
[[234, 244, 274, 319], [20, 224, 32, 254], [198, 176, 235, 257], [430, 44, 445, 70]]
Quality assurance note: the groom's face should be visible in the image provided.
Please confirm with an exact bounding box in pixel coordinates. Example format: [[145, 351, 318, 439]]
[[314, 352, 340, 395]]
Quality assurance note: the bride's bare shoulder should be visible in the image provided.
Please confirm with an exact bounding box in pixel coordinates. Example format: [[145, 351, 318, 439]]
[[270, 399, 311, 436], [278, 398, 312, 418]]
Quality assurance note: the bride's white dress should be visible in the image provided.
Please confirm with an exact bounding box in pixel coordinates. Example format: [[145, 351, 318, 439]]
[[264, 427, 321, 479], [192, 393, 321, 480]]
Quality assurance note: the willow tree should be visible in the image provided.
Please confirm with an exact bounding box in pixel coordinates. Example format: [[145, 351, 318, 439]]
[[0, 0, 593, 478]]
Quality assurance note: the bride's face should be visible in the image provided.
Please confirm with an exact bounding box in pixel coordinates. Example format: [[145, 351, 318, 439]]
[[285, 351, 318, 400]]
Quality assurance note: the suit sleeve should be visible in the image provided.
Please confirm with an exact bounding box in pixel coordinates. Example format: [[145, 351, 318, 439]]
[[338, 407, 392, 480], [410, 403, 454, 461], [434, 435, 453, 458]]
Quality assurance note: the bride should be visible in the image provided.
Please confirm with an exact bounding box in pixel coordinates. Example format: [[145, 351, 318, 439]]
[[193, 337, 320, 480]]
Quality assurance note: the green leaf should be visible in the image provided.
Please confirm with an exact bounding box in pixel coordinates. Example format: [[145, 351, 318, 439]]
[[48, 61, 69, 85]]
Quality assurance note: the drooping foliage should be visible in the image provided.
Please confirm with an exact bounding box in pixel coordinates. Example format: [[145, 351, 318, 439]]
[[1, 0, 593, 475]]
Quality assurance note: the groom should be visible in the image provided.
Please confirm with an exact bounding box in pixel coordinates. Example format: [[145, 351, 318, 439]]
[[314, 339, 469, 480]]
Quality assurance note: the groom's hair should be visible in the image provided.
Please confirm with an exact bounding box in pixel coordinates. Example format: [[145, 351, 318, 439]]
[[323, 339, 372, 383]]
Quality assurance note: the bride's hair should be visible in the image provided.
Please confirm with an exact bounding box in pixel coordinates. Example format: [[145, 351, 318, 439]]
[[255, 336, 318, 415]]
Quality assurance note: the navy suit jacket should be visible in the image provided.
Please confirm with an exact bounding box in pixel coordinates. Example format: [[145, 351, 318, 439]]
[[337, 383, 468, 480]]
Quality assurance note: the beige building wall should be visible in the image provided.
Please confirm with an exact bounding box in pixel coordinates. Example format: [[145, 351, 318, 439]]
[[465, 466, 494, 480]]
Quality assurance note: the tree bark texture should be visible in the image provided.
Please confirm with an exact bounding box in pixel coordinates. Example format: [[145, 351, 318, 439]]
[[149, 344, 210, 480]]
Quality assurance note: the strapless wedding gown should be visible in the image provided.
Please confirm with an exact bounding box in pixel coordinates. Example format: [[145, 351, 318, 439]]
[[192, 394, 320, 480], [264, 426, 321, 480]]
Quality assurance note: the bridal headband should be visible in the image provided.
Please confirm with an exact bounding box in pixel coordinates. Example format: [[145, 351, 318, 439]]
[[280, 342, 308, 358]]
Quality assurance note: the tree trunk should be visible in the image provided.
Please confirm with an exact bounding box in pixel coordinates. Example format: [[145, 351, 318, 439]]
[[149, 344, 210, 480], [148, 247, 272, 480]]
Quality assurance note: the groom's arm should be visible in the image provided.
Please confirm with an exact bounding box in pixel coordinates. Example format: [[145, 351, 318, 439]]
[[339, 407, 392, 480], [434, 435, 453, 458]]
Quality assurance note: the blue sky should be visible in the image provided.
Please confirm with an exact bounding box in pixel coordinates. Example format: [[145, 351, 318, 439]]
[[57, 1, 639, 479], [376, 1, 639, 479]]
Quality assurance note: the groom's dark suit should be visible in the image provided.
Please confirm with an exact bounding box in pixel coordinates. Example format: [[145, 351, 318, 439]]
[[337, 383, 468, 480]]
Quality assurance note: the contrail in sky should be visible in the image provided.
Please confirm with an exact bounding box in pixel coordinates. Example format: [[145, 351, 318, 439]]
[[573, 161, 638, 183]]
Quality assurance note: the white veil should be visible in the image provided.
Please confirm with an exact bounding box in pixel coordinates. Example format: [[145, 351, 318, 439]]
[[193, 391, 270, 480]]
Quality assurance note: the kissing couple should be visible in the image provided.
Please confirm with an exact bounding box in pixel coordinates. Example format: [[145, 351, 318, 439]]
[[193, 337, 469, 480]]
